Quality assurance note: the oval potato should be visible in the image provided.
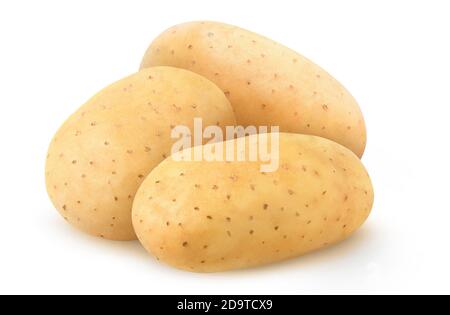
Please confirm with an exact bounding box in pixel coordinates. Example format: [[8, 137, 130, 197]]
[[132, 133, 374, 272], [45, 67, 236, 240], [141, 21, 367, 157]]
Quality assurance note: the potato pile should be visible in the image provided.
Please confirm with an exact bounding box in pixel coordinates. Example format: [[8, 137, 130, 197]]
[[46, 21, 374, 272]]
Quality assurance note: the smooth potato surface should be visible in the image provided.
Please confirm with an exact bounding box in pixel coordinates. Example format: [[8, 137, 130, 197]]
[[46, 67, 236, 240], [132, 133, 374, 272], [141, 21, 367, 157]]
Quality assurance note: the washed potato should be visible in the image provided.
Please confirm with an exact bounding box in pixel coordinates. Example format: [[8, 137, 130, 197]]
[[141, 21, 367, 157], [132, 133, 374, 272], [45, 67, 236, 240]]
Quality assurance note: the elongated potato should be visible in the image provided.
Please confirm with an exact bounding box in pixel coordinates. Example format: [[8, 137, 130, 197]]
[[141, 21, 367, 157], [45, 67, 236, 240], [132, 133, 374, 272]]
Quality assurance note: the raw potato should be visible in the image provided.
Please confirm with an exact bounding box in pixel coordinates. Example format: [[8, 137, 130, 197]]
[[141, 21, 367, 157], [132, 133, 374, 272], [45, 67, 236, 241]]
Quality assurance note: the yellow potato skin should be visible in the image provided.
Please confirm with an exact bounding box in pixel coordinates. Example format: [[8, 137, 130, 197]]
[[45, 67, 236, 241], [140, 21, 367, 157], [132, 133, 374, 272]]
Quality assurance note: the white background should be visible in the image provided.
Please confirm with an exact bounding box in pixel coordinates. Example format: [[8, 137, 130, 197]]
[[0, 0, 449, 295]]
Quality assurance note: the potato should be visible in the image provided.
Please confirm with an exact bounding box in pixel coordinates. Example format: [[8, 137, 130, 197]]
[[132, 133, 374, 272], [45, 67, 236, 241], [140, 21, 367, 157]]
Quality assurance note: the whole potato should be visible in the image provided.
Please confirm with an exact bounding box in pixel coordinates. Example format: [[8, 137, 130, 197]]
[[132, 133, 374, 272], [45, 67, 236, 240], [141, 21, 367, 157]]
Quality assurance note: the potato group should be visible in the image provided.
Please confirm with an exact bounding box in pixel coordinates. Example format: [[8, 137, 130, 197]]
[[141, 21, 367, 157], [46, 21, 374, 272], [45, 67, 236, 240], [132, 134, 374, 272]]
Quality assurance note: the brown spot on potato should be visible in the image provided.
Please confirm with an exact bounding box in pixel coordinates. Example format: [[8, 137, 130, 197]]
[[229, 175, 238, 181]]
